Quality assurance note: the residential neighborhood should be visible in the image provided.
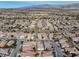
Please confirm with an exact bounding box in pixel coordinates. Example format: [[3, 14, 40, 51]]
[[0, 2, 79, 57]]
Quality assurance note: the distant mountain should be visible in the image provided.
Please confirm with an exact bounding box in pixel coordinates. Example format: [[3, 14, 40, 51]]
[[1, 3, 79, 9], [60, 3, 79, 9], [19, 4, 62, 9], [19, 3, 79, 9]]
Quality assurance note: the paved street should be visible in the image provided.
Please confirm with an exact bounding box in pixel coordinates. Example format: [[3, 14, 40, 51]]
[[72, 41, 79, 50], [9, 39, 21, 57], [51, 39, 64, 57]]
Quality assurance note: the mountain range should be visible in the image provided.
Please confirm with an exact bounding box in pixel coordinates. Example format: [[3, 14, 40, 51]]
[[1, 3, 79, 9], [19, 3, 79, 9]]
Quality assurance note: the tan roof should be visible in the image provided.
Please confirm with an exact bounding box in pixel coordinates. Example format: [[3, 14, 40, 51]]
[[42, 51, 53, 57], [65, 47, 79, 54], [6, 40, 15, 46], [37, 42, 44, 50], [22, 42, 36, 52], [0, 40, 7, 47], [59, 39, 69, 48], [21, 51, 34, 57]]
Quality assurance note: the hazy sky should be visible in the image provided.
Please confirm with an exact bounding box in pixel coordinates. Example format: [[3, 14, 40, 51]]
[[0, 1, 79, 8]]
